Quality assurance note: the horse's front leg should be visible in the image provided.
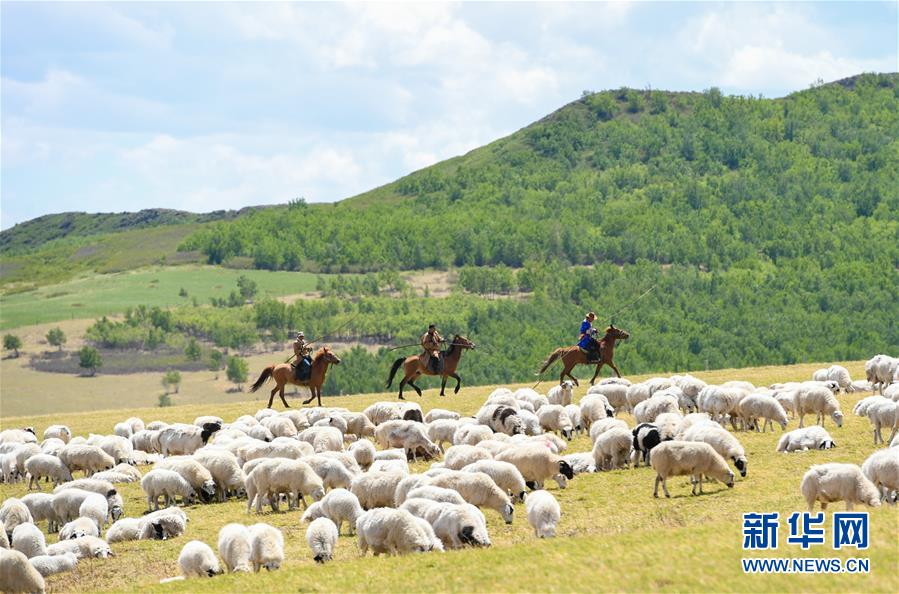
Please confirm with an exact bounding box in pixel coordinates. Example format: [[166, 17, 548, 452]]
[[301, 384, 315, 405], [590, 363, 605, 385], [316, 386, 323, 407], [608, 362, 622, 378], [439, 375, 447, 397]]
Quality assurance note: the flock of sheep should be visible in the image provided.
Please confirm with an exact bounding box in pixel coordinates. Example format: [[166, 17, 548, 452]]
[[1, 355, 898, 592]]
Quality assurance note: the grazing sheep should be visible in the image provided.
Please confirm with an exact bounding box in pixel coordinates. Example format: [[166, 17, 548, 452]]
[[866, 354, 898, 395], [131, 430, 162, 454], [78, 493, 108, 533], [113, 423, 133, 439], [89, 471, 137, 485], [592, 427, 632, 471], [11, 523, 46, 558], [369, 459, 410, 474], [39, 439, 66, 457], [42, 426, 71, 444], [698, 386, 746, 427], [525, 490, 560, 538], [579, 394, 614, 429], [631, 423, 662, 467], [634, 394, 679, 425], [306, 517, 338, 563], [138, 512, 187, 541], [248, 523, 284, 572], [625, 382, 654, 410], [28, 552, 78, 577], [495, 445, 575, 490], [561, 453, 596, 474], [737, 393, 789, 432], [476, 405, 524, 436], [428, 471, 514, 523], [460, 460, 528, 503], [141, 469, 197, 510], [350, 471, 406, 510], [443, 445, 492, 471], [425, 409, 461, 423], [0, 549, 45, 594], [564, 404, 583, 436], [426, 419, 460, 451], [356, 508, 436, 556], [586, 384, 629, 414], [681, 425, 748, 477], [20, 494, 60, 534], [246, 459, 324, 512], [514, 388, 550, 411], [516, 410, 543, 436], [589, 418, 630, 444], [45, 535, 113, 559], [217, 523, 252, 573], [363, 402, 424, 425], [58, 444, 115, 477], [650, 441, 735, 498], [237, 439, 313, 465], [24, 455, 73, 490], [453, 424, 494, 446], [406, 486, 467, 505], [393, 475, 433, 507], [861, 449, 899, 503], [374, 421, 441, 461], [53, 478, 123, 521], [261, 416, 298, 439], [178, 540, 222, 578], [866, 399, 899, 445], [105, 518, 141, 543], [793, 386, 844, 428], [1, 499, 34, 537], [776, 426, 836, 453], [159, 424, 221, 456], [59, 517, 99, 541], [409, 501, 489, 549], [347, 439, 376, 471], [193, 450, 246, 501], [547, 381, 575, 406], [0, 521, 6, 548], [155, 457, 217, 503], [537, 405, 575, 440], [800, 463, 881, 511], [301, 455, 356, 490], [340, 413, 375, 439], [313, 488, 364, 535]]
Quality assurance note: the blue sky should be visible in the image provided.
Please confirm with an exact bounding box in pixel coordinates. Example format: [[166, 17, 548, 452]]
[[2, 1, 896, 229]]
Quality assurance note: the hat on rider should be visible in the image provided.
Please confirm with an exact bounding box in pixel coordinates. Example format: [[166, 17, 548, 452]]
[[586, 312, 596, 320], [296, 332, 304, 339], [428, 324, 437, 330]]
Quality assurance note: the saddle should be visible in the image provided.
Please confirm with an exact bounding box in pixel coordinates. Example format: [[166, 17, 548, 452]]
[[426, 352, 445, 374], [581, 340, 604, 363], [293, 355, 313, 381]]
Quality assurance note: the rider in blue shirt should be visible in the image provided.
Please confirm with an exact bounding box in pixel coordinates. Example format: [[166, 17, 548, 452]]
[[578, 311, 597, 351]]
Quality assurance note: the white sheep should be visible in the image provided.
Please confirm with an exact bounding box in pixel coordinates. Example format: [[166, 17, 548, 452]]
[[350, 471, 406, 510], [425, 409, 461, 423], [525, 490, 560, 538], [113, 423, 133, 439], [138, 511, 187, 541], [561, 453, 596, 474], [248, 523, 284, 572], [547, 381, 575, 406], [0, 549, 45, 594], [800, 463, 881, 511], [141, 469, 197, 510], [406, 485, 466, 505], [28, 552, 78, 577], [650, 441, 735, 497], [313, 488, 364, 535], [452, 424, 494, 446], [496, 445, 575, 490], [24, 455, 72, 490], [39, 439, 66, 457], [589, 418, 630, 444], [306, 517, 338, 563], [408, 500, 489, 549], [592, 427, 632, 470], [698, 386, 746, 427], [130, 430, 162, 454], [374, 421, 440, 461], [737, 393, 788, 432], [301, 455, 356, 490], [476, 405, 524, 436], [514, 388, 550, 411], [393, 474, 433, 507], [586, 383, 629, 414], [105, 518, 142, 543], [237, 439, 313, 465], [516, 410, 543, 436], [217, 523, 252, 573], [460, 459, 528, 502], [866, 354, 898, 394], [776, 426, 836, 452], [633, 394, 679, 424], [178, 540, 222, 578], [793, 385, 844, 428], [443, 445, 492, 471], [20, 494, 60, 534], [59, 517, 99, 541], [866, 399, 898, 445], [45, 535, 113, 559], [1, 498, 34, 537], [246, 459, 324, 512], [58, 444, 114, 477], [681, 424, 748, 477], [261, 416, 298, 439], [426, 419, 460, 451], [0, 428, 37, 445], [11, 523, 46, 558], [356, 508, 435, 556], [42, 426, 71, 444], [861, 449, 899, 503], [159, 424, 220, 456], [53, 478, 123, 521], [347, 439, 376, 471], [579, 394, 614, 429], [537, 405, 575, 440], [369, 459, 410, 474], [427, 471, 514, 523], [154, 457, 217, 503], [193, 450, 246, 501]]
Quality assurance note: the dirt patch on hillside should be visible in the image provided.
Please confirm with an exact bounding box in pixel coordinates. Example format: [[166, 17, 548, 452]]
[[405, 270, 455, 297]]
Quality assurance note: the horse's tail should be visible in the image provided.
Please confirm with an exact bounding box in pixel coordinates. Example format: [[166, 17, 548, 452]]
[[249, 365, 274, 393], [538, 348, 565, 374], [385, 357, 405, 389]]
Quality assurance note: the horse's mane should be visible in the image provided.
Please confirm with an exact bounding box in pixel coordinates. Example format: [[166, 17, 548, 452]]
[[311, 347, 330, 361]]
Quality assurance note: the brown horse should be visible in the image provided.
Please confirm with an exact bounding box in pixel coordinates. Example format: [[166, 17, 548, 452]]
[[249, 347, 342, 408], [538, 325, 630, 386], [385, 335, 476, 400]]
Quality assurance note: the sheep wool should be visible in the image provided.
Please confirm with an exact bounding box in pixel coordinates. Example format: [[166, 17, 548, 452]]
[[801, 463, 881, 511], [306, 517, 339, 563], [525, 490, 561, 538], [0, 549, 46, 594], [218, 523, 252, 573], [248, 523, 284, 572], [649, 441, 735, 498], [28, 552, 78, 577], [178, 540, 222, 578]]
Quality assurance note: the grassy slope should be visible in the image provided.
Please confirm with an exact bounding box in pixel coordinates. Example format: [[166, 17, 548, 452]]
[[1, 360, 896, 593], [0, 265, 320, 330]]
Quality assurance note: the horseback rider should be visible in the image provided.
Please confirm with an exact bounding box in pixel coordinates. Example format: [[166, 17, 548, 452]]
[[577, 311, 602, 362], [292, 332, 312, 380], [420, 324, 445, 373]]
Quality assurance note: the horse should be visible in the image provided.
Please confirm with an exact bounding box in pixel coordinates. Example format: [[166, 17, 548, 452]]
[[537, 325, 630, 386], [385, 335, 476, 400], [249, 347, 342, 408]]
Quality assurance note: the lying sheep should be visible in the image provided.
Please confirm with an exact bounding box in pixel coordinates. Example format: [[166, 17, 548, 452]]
[[800, 463, 881, 511], [58, 444, 115, 477], [495, 445, 575, 490], [428, 471, 514, 523], [306, 517, 338, 563], [356, 508, 436, 556], [218, 523, 252, 573], [178, 540, 222, 578], [537, 405, 575, 440], [737, 393, 789, 432], [59, 517, 99, 541], [0, 549, 45, 594], [246, 459, 324, 512], [547, 381, 575, 406], [793, 386, 844, 428], [525, 490, 560, 538], [861, 449, 899, 503], [141, 469, 197, 510], [350, 471, 406, 510], [248, 523, 284, 572], [45, 535, 113, 559], [776, 426, 836, 452], [476, 405, 524, 436], [11, 523, 46, 558], [105, 518, 142, 543], [24, 454, 73, 490], [681, 424, 748, 477], [28, 551, 78, 577], [460, 460, 528, 503], [561, 453, 596, 474], [650, 441, 735, 497], [138, 507, 188, 541], [592, 427, 632, 470]]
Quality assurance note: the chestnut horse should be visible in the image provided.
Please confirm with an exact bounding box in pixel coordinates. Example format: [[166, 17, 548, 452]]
[[249, 347, 341, 408], [537, 325, 630, 386], [385, 335, 476, 400]]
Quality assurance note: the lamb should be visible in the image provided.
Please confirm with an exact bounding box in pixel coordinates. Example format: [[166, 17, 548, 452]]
[[537, 405, 575, 440], [155, 457, 217, 503], [793, 385, 844, 428], [248, 523, 284, 572], [427, 471, 514, 523], [59, 517, 99, 541], [592, 427, 633, 470], [246, 459, 324, 512], [476, 405, 524, 436], [776, 426, 836, 452], [633, 394, 679, 424], [0, 549, 45, 594], [374, 421, 440, 461], [58, 444, 115, 477], [586, 383, 629, 414], [681, 425, 748, 477], [11, 523, 46, 558], [460, 460, 528, 502], [217, 523, 251, 573], [141, 469, 197, 510], [495, 445, 575, 490], [425, 409, 461, 423], [306, 517, 338, 563], [193, 450, 246, 501], [426, 419, 460, 451], [45, 535, 113, 559], [1, 499, 34, 537], [350, 471, 406, 510], [356, 508, 436, 556], [20, 494, 60, 533], [800, 463, 881, 511], [105, 518, 142, 543], [178, 540, 222, 578], [861, 449, 899, 503], [866, 399, 899, 445], [631, 423, 662, 467], [525, 490, 560, 538], [28, 552, 78, 577], [347, 439, 376, 471], [42, 426, 71, 444], [737, 393, 789, 432], [547, 380, 575, 406], [443, 445, 492, 471], [650, 441, 735, 497], [24, 455, 73, 490], [314, 488, 364, 535], [301, 455, 356, 490]]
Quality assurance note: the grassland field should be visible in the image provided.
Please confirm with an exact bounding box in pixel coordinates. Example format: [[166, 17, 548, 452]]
[[1, 360, 897, 593]]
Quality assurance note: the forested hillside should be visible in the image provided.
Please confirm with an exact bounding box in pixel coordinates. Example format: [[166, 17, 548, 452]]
[[181, 73, 898, 273]]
